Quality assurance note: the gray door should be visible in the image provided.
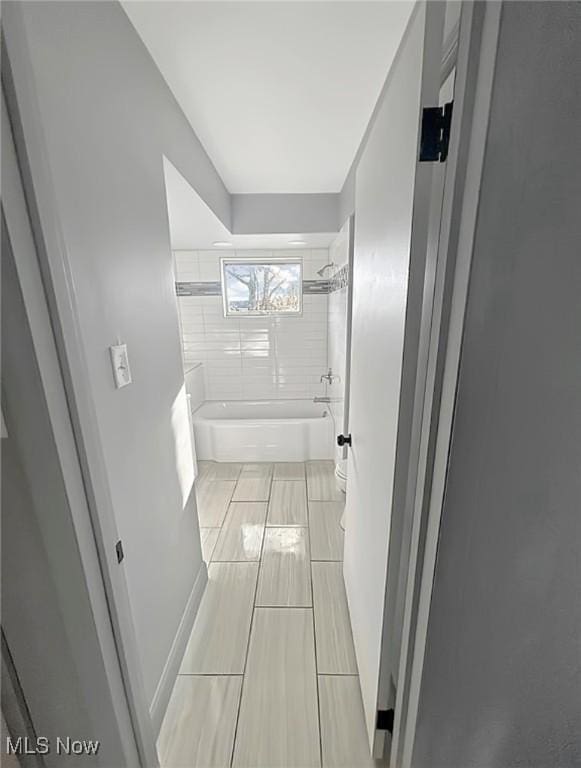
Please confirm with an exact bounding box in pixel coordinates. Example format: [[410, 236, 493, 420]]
[[343, 1, 445, 755]]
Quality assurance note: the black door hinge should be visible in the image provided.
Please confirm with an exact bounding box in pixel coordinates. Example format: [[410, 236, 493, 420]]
[[419, 101, 453, 162], [376, 708, 395, 733], [115, 540, 125, 564]]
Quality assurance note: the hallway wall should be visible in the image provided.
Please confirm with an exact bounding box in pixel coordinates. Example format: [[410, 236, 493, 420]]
[[413, 3, 581, 766], [3, 0, 211, 714]]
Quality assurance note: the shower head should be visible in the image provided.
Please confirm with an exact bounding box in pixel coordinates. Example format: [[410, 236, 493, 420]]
[[316, 262, 336, 277]]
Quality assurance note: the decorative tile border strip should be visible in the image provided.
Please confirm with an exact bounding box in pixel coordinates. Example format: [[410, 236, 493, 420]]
[[176, 279, 335, 297], [302, 279, 330, 295], [176, 281, 221, 296], [328, 263, 349, 293]]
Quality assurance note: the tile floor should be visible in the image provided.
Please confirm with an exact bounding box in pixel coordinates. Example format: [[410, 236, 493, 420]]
[[158, 460, 376, 768]]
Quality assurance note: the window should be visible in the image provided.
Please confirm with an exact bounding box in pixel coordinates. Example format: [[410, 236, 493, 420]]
[[221, 258, 302, 316]]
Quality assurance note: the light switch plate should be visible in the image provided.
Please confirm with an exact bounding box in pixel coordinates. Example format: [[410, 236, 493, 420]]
[[110, 344, 132, 388]]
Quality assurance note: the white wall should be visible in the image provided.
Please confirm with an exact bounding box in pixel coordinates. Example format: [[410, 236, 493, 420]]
[[414, 3, 581, 766], [327, 222, 351, 463], [232, 194, 339, 234], [175, 249, 330, 401], [5, 0, 209, 713]]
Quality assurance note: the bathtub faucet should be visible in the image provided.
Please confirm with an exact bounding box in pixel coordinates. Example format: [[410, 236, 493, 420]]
[[313, 396, 331, 403], [320, 368, 340, 384]]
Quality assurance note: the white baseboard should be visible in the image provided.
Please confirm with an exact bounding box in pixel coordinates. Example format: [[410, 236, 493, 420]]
[[149, 561, 208, 736]]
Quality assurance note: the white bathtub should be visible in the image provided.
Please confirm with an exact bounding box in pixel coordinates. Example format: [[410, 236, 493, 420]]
[[192, 400, 334, 462]]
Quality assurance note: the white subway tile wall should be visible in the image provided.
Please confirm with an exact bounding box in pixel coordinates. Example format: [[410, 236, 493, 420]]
[[175, 250, 330, 401]]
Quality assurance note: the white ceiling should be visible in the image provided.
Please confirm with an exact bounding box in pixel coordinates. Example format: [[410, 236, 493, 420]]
[[123, 1, 413, 194], [163, 158, 336, 250]]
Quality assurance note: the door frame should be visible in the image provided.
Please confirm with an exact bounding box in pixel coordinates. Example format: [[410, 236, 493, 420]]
[[388, 3, 503, 767], [1, 632, 44, 768], [336, 213, 355, 461], [2, 19, 158, 765]]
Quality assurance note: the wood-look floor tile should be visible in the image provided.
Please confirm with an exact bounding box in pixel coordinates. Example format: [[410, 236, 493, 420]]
[[157, 676, 242, 768], [256, 527, 311, 607], [196, 480, 236, 527], [318, 676, 374, 767], [267, 480, 308, 526], [306, 461, 344, 501], [180, 562, 258, 674], [233, 464, 273, 501], [233, 608, 320, 767], [240, 463, 274, 477], [197, 461, 212, 480], [199, 461, 243, 481], [200, 527, 220, 563], [212, 503, 267, 562], [309, 501, 345, 561], [311, 562, 358, 674], [273, 462, 306, 480]]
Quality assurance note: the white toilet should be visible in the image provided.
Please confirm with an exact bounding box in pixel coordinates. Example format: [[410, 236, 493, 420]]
[[335, 459, 347, 529]]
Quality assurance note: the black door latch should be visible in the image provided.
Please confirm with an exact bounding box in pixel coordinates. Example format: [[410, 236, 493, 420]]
[[337, 433, 352, 447], [376, 708, 395, 733]]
